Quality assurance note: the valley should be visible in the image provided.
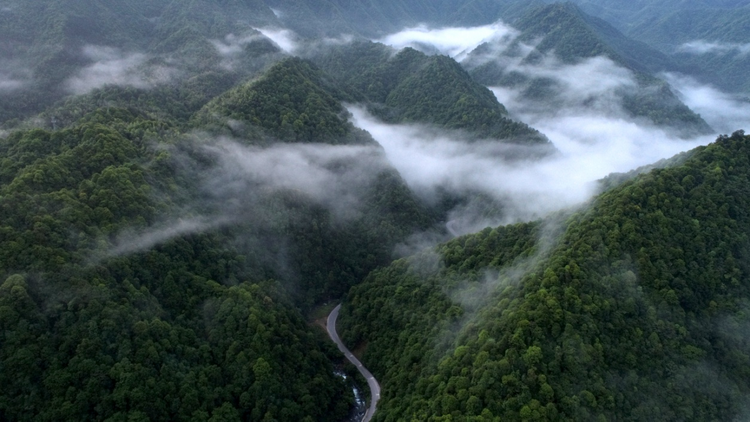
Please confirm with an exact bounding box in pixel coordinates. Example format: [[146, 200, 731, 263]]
[[1, 1, 750, 421]]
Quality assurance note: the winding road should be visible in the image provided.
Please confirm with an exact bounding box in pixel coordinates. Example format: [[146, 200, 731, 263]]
[[327, 304, 380, 422]]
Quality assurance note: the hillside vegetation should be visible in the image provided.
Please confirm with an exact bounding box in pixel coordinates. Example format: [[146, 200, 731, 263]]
[[340, 131, 750, 421], [314, 42, 549, 145]]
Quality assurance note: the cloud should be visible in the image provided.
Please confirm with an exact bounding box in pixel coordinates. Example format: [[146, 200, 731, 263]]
[[211, 33, 264, 58], [364, 25, 735, 234], [677, 40, 750, 56], [458, 29, 638, 117], [210, 32, 277, 70], [200, 138, 387, 220], [349, 98, 710, 233], [0, 59, 32, 93], [510, 55, 637, 114], [104, 137, 391, 257], [66, 45, 178, 95], [0, 72, 26, 92], [107, 216, 227, 256], [255, 27, 299, 54], [663, 72, 750, 134], [377, 22, 518, 60]]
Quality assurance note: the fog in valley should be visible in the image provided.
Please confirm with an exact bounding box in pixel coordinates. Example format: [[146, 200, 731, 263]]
[[101, 19, 750, 253], [66, 45, 179, 94], [350, 21, 750, 234]]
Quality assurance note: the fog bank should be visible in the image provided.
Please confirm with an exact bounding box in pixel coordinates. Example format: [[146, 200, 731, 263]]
[[66, 45, 178, 94]]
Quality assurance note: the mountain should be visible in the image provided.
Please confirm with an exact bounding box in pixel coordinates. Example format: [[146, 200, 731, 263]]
[[189, 57, 437, 305], [313, 41, 550, 145], [339, 130, 750, 421], [192, 57, 370, 145], [0, 109, 358, 421], [0, 0, 286, 123], [563, 0, 749, 41], [463, 3, 713, 136], [2, 1, 749, 421], [639, 7, 750, 95], [555, 1, 750, 95], [0, 46, 437, 421]]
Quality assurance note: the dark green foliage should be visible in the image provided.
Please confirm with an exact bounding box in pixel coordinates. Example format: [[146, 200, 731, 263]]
[[0, 44, 443, 416], [193, 58, 372, 145], [313, 42, 549, 145], [339, 131, 750, 421], [0, 112, 359, 421]]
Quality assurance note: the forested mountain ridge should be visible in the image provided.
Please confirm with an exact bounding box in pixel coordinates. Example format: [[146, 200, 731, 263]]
[[339, 131, 750, 421], [0, 0, 285, 123], [192, 57, 372, 145], [2, 0, 749, 421], [561, 0, 749, 43], [312, 42, 550, 145], [0, 28, 441, 421], [0, 109, 358, 421]]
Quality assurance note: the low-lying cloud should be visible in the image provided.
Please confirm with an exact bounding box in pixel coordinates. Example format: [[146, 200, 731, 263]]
[[200, 139, 386, 216], [497, 55, 638, 115], [664, 72, 750, 134], [0, 59, 32, 93], [377, 22, 518, 61], [66, 45, 178, 94], [350, 106, 709, 232], [212, 32, 265, 58], [108, 216, 228, 257], [106, 137, 390, 256], [358, 22, 750, 234], [677, 40, 750, 56], [255, 27, 299, 54], [0, 72, 26, 92]]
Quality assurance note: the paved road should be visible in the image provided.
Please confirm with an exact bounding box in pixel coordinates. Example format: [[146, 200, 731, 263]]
[[327, 304, 380, 422]]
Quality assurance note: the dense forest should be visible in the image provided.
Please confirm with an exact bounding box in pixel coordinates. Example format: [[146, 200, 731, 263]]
[[313, 42, 549, 145], [2, 0, 750, 421], [0, 53, 437, 420], [340, 130, 750, 421], [0, 110, 357, 421]]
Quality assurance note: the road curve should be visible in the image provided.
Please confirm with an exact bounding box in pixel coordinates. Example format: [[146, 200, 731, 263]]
[[327, 304, 380, 422]]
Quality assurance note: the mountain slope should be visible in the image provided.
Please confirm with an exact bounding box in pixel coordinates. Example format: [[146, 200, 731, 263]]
[[0, 52, 439, 420], [193, 57, 371, 145], [0, 111, 355, 422], [314, 42, 550, 145], [0, 0, 285, 123], [339, 130, 750, 421], [464, 3, 712, 136]]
